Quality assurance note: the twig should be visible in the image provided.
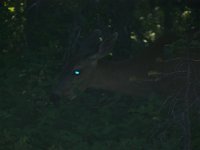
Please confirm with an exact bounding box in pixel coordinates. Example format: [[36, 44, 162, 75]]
[[181, 49, 192, 150], [163, 57, 200, 63], [168, 87, 185, 116]]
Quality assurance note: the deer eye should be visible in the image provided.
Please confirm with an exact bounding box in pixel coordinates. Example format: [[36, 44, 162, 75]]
[[72, 69, 81, 76]]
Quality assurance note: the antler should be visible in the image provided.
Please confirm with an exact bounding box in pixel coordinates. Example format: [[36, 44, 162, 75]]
[[92, 32, 118, 59], [99, 32, 118, 54], [78, 29, 102, 59]]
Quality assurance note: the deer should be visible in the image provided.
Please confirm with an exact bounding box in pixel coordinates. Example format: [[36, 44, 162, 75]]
[[50, 29, 192, 103], [50, 29, 200, 150]]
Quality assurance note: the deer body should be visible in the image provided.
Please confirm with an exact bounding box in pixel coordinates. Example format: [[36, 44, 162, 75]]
[[53, 58, 160, 100], [89, 60, 156, 96]]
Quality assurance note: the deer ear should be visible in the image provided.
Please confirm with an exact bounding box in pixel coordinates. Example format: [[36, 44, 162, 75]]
[[78, 29, 102, 58], [97, 32, 118, 59]]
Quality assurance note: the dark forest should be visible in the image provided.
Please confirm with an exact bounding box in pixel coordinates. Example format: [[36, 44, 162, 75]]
[[0, 0, 200, 149]]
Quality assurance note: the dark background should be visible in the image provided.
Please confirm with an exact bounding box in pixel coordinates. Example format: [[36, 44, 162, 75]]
[[0, 0, 200, 149]]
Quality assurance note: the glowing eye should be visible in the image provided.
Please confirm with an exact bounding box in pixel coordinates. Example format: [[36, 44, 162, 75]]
[[73, 69, 80, 75]]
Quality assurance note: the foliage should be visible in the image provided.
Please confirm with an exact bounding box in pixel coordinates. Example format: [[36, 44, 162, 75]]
[[0, 0, 200, 149]]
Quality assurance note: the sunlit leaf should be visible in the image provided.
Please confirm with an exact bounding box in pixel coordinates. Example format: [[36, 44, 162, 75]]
[[143, 39, 148, 43], [182, 10, 191, 18], [8, 7, 15, 12], [3, 2, 7, 6], [130, 32, 137, 41]]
